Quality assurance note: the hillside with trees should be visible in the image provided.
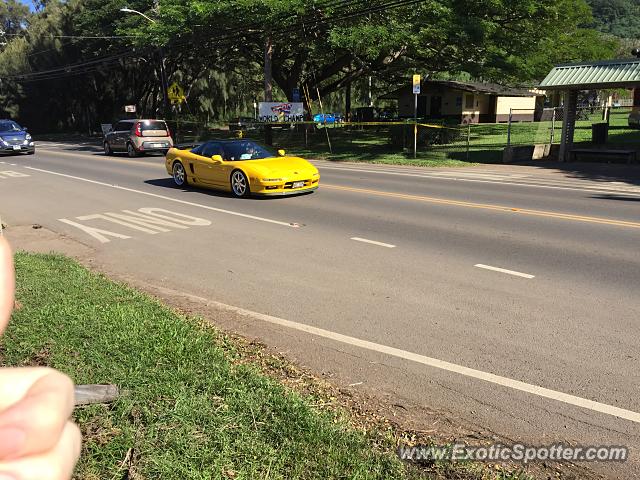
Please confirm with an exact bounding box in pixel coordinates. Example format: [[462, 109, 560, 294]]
[[588, 0, 640, 39]]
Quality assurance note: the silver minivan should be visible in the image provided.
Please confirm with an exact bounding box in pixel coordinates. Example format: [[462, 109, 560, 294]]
[[104, 119, 173, 157]]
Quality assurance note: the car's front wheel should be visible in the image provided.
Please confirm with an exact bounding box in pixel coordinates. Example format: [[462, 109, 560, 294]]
[[230, 170, 250, 198], [172, 161, 187, 187]]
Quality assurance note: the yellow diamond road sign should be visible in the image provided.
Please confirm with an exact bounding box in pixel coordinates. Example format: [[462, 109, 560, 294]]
[[168, 82, 186, 104]]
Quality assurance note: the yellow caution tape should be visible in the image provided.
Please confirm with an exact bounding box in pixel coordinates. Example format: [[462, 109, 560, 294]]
[[172, 119, 461, 130]]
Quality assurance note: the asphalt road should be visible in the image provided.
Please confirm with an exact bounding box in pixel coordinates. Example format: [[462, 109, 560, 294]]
[[1, 142, 639, 478]]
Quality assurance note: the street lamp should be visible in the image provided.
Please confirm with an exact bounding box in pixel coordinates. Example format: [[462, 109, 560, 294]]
[[120, 7, 170, 118], [120, 7, 157, 23]]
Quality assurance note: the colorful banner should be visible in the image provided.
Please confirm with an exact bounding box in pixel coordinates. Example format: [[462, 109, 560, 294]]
[[258, 102, 305, 122]]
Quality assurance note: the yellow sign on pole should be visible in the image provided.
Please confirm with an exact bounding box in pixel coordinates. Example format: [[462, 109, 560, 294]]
[[412, 74, 421, 158], [412, 74, 421, 95], [167, 82, 186, 104]]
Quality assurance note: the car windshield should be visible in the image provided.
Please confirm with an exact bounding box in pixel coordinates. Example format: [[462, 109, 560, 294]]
[[222, 141, 276, 161], [0, 121, 23, 133]]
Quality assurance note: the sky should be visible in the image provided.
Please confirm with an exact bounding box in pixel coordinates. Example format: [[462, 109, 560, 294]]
[[19, 0, 37, 12]]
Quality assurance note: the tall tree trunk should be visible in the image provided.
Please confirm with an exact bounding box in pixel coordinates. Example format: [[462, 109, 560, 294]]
[[345, 81, 351, 122]]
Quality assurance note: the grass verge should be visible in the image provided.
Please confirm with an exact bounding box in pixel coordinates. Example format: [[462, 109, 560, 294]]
[[2, 252, 530, 479]]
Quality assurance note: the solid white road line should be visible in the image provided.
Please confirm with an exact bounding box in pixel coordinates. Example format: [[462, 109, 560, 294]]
[[313, 163, 640, 196], [23, 166, 298, 228], [350, 237, 396, 248], [474, 264, 535, 279], [153, 285, 640, 424]]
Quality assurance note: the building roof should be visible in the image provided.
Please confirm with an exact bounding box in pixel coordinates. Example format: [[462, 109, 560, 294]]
[[540, 59, 640, 90], [379, 80, 540, 100]]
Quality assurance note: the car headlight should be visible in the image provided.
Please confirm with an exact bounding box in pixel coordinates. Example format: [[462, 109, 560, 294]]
[[261, 178, 283, 182], [25, 134, 32, 140]]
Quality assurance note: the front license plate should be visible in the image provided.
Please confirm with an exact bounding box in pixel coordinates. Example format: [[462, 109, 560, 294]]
[[12, 145, 21, 151], [292, 181, 305, 188]]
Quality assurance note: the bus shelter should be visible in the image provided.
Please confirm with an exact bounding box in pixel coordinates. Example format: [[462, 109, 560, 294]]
[[540, 59, 640, 161]]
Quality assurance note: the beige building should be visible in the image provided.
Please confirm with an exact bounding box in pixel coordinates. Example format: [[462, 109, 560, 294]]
[[380, 80, 542, 124]]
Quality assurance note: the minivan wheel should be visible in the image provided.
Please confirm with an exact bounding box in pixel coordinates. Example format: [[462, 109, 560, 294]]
[[127, 143, 138, 158], [103, 142, 112, 155]]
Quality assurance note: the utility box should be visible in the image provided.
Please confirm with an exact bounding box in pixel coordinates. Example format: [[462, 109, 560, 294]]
[[592, 123, 609, 144]]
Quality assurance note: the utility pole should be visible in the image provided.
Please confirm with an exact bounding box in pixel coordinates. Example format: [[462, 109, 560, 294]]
[[0, 30, 6, 110], [264, 35, 273, 146], [159, 48, 170, 119], [345, 82, 351, 123]]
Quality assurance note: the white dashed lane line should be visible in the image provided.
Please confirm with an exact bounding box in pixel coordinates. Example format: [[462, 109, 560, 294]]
[[350, 237, 396, 248], [474, 264, 535, 279]]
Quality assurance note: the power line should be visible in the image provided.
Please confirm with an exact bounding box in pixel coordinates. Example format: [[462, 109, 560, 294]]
[[4, 0, 423, 83], [2, 50, 141, 80], [2, 32, 142, 39]]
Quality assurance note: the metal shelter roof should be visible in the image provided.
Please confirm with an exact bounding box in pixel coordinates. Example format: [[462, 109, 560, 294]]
[[540, 59, 640, 90]]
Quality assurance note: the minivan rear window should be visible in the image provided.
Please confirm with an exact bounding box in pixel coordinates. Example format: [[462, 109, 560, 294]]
[[141, 121, 167, 131]]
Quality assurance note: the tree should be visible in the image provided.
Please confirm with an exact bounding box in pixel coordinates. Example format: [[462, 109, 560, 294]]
[[0, 0, 622, 132], [587, 0, 640, 39], [0, 0, 30, 37], [123, 0, 619, 103]]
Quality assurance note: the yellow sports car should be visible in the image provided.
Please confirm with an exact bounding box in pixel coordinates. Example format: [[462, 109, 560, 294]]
[[165, 139, 319, 197]]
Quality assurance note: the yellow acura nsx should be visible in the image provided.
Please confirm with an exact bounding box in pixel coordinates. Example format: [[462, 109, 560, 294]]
[[165, 139, 319, 197]]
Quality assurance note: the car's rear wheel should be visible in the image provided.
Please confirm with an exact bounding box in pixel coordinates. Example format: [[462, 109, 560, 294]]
[[127, 142, 138, 158], [172, 161, 187, 187], [230, 170, 250, 198], [103, 142, 112, 155]]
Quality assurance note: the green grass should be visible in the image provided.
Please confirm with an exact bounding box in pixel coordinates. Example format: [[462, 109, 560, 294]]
[[1, 252, 533, 480], [505, 109, 640, 147], [184, 127, 478, 167]]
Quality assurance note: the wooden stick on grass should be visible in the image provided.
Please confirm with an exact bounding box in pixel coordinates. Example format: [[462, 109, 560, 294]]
[[74, 384, 119, 406]]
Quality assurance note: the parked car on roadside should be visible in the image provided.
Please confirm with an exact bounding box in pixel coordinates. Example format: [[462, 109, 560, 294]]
[[377, 109, 397, 121], [228, 117, 261, 133], [313, 113, 343, 126], [0, 119, 35, 155], [103, 119, 173, 157]]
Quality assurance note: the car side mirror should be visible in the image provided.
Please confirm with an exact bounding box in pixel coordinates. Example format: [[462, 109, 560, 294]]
[[22, 127, 28, 132], [211, 154, 223, 163], [277, 149, 286, 156]]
